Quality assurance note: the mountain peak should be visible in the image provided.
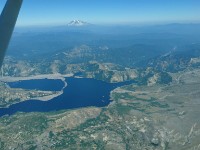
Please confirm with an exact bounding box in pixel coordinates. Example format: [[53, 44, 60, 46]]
[[67, 20, 90, 26]]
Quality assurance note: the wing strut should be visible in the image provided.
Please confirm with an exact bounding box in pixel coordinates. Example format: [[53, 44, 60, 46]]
[[0, 0, 23, 68]]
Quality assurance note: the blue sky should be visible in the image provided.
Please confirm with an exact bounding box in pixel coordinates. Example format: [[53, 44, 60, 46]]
[[0, 0, 200, 26]]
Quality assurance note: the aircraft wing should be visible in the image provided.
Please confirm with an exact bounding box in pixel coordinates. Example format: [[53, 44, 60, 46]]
[[0, 0, 23, 68]]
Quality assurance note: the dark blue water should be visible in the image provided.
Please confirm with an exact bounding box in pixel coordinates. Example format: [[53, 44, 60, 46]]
[[0, 77, 134, 117], [8, 79, 64, 91]]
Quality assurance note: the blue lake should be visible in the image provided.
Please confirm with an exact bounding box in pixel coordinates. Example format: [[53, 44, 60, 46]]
[[8, 79, 64, 91], [0, 77, 133, 117]]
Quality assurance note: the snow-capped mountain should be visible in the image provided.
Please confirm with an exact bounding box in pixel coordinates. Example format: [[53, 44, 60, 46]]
[[67, 20, 90, 26]]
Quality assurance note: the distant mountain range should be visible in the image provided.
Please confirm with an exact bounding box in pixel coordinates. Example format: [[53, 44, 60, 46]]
[[67, 20, 90, 26]]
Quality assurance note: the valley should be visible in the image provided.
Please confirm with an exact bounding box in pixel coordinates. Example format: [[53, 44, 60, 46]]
[[0, 24, 200, 149]]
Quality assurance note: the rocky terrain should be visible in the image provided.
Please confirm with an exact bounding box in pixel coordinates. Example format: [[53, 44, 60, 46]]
[[0, 24, 200, 149], [0, 59, 173, 108], [0, 67, 199, 149]]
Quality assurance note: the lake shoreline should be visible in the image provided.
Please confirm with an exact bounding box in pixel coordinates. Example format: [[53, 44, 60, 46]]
[[0, 73, 73, 82], [0, 74, 72, 108], [0, 76, 119, 117]]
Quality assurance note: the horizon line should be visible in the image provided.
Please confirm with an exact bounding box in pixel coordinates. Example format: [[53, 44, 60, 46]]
[[15, 21, 200, 28]]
